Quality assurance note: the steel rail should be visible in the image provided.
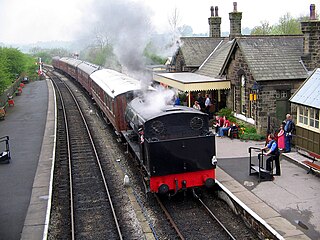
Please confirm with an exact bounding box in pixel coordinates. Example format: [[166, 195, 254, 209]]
[[193, 190, 236, 240], [50, 71, 123, 240], [154, 194, 185, 240], [50, 75, 75, 240]]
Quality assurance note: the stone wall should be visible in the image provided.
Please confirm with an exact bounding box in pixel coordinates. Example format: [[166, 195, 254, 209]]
[[301, 20, 320, 70], [225, 46, 304, 135]]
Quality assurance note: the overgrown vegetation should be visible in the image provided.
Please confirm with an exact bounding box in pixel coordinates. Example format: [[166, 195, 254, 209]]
[[0, 47, 38, 94]]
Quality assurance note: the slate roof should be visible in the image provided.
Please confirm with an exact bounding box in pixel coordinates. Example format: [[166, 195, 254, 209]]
[[179, 37, 226, 67], [196, 39, 235, 78], [290, 68, 320, 109], [237, 36, 308, 81]]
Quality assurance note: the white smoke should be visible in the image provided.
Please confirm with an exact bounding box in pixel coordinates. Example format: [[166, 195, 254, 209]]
[[79, 0, 153, 72], [139, 85, 175, 116]]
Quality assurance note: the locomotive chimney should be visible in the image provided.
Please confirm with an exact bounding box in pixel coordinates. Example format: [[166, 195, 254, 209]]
[[208, 6, 221, 38], [229, 2, 242, 40], [301, 4, 320, 70]]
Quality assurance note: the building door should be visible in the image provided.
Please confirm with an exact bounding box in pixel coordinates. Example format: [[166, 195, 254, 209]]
[[276, 90, 290, 125]]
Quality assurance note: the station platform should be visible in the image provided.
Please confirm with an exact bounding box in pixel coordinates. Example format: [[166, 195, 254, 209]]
[[0, 79, 55, 240], [216, 137, 319, 239], [0, 77, 319, 239]]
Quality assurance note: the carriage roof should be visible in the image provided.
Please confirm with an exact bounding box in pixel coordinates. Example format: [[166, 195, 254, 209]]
[[90, 69, 151, 98]]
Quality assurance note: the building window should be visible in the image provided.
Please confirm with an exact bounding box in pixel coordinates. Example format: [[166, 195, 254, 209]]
[[233, 86, 236, 111], [310, 108, 319, 128], [241, 75, 246, 114], [298, 106, 320, 130]]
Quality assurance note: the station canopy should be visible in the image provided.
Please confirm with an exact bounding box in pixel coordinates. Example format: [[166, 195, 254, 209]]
[[153, 72, 230, 92]]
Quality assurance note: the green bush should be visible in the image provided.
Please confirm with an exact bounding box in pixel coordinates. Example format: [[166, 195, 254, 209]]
[[216, 108, 265, 141], [240, 132, 265, 141]]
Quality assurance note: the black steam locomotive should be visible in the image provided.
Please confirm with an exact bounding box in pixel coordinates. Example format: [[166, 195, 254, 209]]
[[52, 57, 217, 194]]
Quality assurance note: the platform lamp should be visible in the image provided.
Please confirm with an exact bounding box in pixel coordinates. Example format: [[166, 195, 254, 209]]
[[251, 81, 261, 99], [251, 81, 262, 128]]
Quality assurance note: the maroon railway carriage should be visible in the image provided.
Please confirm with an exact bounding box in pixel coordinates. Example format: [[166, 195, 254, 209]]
[[52, 56, 61, 70], [52, 57, 82, 80], [90, 69, 154, 134], [77, 62, 100, 96], [66, 58, 82, 80]]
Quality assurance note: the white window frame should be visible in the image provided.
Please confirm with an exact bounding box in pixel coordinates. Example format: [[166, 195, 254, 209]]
[[297, 105, 320, 133], [241, 75, 246, 115]]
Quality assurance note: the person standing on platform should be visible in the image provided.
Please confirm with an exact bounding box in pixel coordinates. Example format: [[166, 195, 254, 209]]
[[284, 114, 295, 153], [197, 93, 205, 112], [277, 124, 285, 151], [204, 94, 211, 114]]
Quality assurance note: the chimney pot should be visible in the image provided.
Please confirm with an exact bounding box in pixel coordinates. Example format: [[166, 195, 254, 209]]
[[215, 6, 219, 17], [210, 6, 214, 16], [233, 2, 237, 12], [310, 4, 316, 20]]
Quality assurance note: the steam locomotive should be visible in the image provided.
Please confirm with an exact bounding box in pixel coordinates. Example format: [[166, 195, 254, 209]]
[[52, 57, 217, 195]]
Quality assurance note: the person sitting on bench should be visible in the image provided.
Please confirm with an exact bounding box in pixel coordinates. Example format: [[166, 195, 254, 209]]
[[260, 134, 281, 176]]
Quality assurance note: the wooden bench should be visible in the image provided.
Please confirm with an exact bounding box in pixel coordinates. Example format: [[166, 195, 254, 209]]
[[302, 151, 320, 174]]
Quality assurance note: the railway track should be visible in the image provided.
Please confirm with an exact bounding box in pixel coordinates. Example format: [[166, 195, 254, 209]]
[[155, 189, 257, 240], [47, 72, 122, 239], [45, 68, 260, 239]]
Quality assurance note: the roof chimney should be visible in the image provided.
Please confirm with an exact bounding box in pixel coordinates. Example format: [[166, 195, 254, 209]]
[[208, 6, 221, 38], [229, 2, 242, 40], [301, 4, 320, 70], [210, 6, 214, 16], [233, 2, 237, 12], [215, 6, 219, 17], [310, 4, 316, 20]]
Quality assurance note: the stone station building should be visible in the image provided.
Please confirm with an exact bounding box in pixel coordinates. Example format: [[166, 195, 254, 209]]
[[156, 3, 320, 135]]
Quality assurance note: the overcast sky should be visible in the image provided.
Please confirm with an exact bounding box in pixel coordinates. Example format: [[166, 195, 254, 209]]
[[0, 0, 318, 44]]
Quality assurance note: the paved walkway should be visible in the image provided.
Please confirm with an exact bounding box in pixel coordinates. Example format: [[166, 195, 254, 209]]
[[0, 80, 49, 240], [216, 136, 320, 239]]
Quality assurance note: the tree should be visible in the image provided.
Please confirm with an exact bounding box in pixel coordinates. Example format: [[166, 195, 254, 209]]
[[272, 13, 301, 35], [143, 42, 166, 65], [251, 21, 273, 35], [178, 25, 193, 37], [168, 7, 181, 33], [251, 13, 304, 35], [0, 47, 38, 94]]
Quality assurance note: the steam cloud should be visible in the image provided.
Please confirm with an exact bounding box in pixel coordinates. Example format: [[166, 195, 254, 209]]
[[79, 0, 152, 72], [75, 0, 180, 113], [140, 85, 176, 116]]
